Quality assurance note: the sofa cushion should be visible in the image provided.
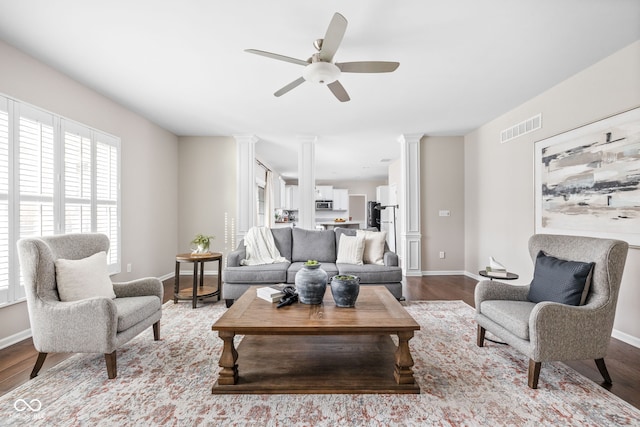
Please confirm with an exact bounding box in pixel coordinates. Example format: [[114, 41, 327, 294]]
[[270, 227, 293, 261], [288, 262, 338, 284], [528, 251, 594, 306], [336, 263, 402, 283], [222, 262, 290, 284], [480, 300, 536, 340], [335, 227, 357, 249], [291, 228, 336, 263], [335, 234, 365, 265], [356, 229, 387, 265], [113, 295, 161, 332]]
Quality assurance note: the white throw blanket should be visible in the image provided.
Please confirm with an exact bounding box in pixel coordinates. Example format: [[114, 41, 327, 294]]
[[240, 227, 287, 266]]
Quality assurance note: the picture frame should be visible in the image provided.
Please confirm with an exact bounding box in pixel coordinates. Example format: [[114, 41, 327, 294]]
[[534, 107, 640, 247]]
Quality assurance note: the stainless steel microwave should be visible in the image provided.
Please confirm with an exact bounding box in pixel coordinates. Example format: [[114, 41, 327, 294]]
[[315, 200, 333, 210]]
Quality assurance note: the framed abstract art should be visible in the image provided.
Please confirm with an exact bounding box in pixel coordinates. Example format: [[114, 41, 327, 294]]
[[534, 107, 640, 247]]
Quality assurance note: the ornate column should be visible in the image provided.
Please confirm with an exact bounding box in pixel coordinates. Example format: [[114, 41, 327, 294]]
[[234, 134, 258, 242], [398, 134, 423, 276], [297, 135, 317, 229]]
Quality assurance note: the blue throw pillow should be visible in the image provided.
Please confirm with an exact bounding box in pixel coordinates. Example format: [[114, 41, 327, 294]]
[[528, 251, 594, 306]]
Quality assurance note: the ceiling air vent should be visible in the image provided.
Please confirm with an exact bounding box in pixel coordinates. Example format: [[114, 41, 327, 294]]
[[500, 113, 542, 143]]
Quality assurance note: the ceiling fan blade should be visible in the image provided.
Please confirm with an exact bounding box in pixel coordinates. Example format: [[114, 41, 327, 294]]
[[245, 49, 309, 66], [274, 77, 306, 97], [337, 61, 400, 73], [319, 13, 347, 62], [327, 80, 350, 102]]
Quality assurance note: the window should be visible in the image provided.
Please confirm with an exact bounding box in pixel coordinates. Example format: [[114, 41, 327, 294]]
[[0, 94, 120, 306]]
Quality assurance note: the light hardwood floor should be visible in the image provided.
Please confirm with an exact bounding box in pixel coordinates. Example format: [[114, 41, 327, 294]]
[[0, 275, 638, 409]]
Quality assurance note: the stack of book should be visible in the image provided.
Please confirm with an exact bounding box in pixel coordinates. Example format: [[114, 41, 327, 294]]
[[257, 284, 286, 303], [485, 256, 508, 277]]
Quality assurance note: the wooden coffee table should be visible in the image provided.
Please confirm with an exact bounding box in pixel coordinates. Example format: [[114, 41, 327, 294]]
[[211, 285, 421, 394]]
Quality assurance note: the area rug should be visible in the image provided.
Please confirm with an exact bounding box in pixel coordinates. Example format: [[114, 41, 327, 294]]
[[1, 301, 638, 426]]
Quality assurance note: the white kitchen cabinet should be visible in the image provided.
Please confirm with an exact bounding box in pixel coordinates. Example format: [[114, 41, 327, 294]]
[[315, 185, 333, 201], [285, 185, 299, 210], [333, 189, 349, 211]]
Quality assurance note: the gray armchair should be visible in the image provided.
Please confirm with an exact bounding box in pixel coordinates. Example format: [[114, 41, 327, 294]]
[[17, 233, 163, 379], [475, 234, 628, 389]]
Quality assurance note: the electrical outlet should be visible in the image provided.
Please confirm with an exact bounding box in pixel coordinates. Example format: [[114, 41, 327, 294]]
[[439, 251, 445, 259], [127, 263, 132, 273], [439, 210, 451, 217]]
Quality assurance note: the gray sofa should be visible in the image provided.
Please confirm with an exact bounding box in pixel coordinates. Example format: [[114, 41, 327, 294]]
[[222, 227, 403, 305]]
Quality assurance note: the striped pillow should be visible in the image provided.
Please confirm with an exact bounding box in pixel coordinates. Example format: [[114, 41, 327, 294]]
[[336, 234, 365, 265]]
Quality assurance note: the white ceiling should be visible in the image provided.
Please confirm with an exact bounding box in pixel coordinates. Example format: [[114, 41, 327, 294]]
[[0, 1, 639, 181]]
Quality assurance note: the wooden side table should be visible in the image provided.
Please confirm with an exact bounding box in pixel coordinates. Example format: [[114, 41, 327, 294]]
[[174, 252, 222, 308]]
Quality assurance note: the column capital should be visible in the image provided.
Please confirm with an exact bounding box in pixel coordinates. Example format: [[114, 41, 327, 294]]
[[397, 134, 424, 144], [233, 134, 259, 144], [296, 135, 318, 144]]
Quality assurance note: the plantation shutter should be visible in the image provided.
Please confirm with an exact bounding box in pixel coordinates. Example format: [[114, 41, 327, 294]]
[[95, 133, 120, 271], [18, 106, 55, 238], [0, 99, 9, 304], [0, 94, 121, 306], [63, 122, 92, 234]]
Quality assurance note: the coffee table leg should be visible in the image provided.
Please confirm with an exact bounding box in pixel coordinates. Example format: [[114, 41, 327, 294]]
[[394, 331, 416, 384], [217, 331, 238, 386]]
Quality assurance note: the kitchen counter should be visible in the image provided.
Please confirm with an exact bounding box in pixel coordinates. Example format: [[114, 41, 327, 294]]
[[318, 221, 361, 230]]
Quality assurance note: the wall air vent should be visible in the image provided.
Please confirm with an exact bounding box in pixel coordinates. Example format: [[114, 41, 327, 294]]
[[500, 113, 542, 143]]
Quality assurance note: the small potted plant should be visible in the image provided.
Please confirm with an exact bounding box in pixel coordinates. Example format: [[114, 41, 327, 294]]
[[191, 234, 215, 254], [303, 259, 320, 269]]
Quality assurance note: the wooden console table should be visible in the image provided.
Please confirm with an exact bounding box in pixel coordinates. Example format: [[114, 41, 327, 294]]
[[174, 252, 222, 308]]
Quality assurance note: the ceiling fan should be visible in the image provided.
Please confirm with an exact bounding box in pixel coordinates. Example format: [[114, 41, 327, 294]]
[[245, 12, 399, 102]]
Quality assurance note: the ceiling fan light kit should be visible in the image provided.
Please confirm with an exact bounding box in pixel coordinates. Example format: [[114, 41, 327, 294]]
[[245, 12, 399, 102], [303, 62, 341, 85]]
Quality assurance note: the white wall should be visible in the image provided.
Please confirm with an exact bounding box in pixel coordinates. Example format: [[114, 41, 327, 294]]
[[421, 136, 465, 273], [0, 40, 179, 344], [465, 40, 640, 343], [178, 136, 237, 261]]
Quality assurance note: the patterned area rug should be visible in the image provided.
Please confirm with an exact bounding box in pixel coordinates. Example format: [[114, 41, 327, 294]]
[[2, 300, 638, 426]]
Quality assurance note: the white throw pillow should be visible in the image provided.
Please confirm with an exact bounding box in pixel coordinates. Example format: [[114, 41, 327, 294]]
[[356, 230, 387, 265], [55, 251, 116, 302], [336, 234, 365, 265]]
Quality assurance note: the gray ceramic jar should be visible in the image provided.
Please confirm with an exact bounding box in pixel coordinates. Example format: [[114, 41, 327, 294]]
[[295, 263, 328, 304], [330, 275, 360, 307]]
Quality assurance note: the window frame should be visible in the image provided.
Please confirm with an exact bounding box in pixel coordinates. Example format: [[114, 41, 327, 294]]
[[0, 93, 121, 307]]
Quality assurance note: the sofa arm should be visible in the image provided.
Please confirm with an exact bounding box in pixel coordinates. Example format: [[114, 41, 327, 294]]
[[475, 280, 529, 312], [226, 240, 246, 267], [113, 277, 163, 301], [32, 297, 118, 353], [529, 302, 612, 361], [383, 251, 398, 266]]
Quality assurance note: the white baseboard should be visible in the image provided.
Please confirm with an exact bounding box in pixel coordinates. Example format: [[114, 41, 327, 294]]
[[0, 328, 31, 350], [422, 270, 467, 276], [158, 272, 174, 282], [612, 328, 640, 349]]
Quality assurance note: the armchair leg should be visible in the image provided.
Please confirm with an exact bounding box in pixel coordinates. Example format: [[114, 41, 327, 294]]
[[105, 351, 117, 379], [153, 321, 160, 341], [30, 352, 48, 379], [225, 299, 234, 308], [528, 359, 541, 389], [477, 325, 486, 347], [595, 358, 612, 384]]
